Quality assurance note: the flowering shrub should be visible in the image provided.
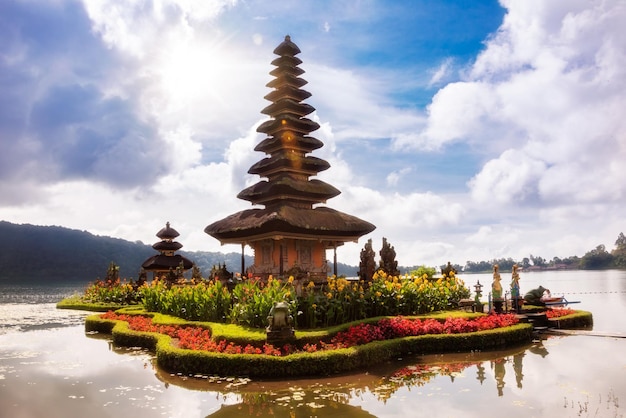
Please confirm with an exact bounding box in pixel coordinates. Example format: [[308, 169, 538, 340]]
[[89, 271, 470, 329], [545, 308, 576, 319], [296, 271, 471, 328], [297, 277, 367, 328], [142, 280, 231, 322], [229, 276, 297, 328], [141, 276, 296, 328], [99, 312, 519, 357], [83, 279, 141, 305]]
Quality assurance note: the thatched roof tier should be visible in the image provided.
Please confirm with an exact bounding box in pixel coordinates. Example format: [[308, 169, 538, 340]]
[[270, 55, 303, 68], [248, 154, 330, 177], [141, 254, 193, 271], [256, 114, 320, 136], [205, 205, 375, 244], [156, 222, 179, 240], [264, 86, 311, 103], [237, 177, 339, 205], [254, 135, 323, 154], [261, 99, 315, 117], [266, 74, 308, 89], [152, 240, 183, 252], [273, 35, 301, 56], [269, 64, 304, 77]]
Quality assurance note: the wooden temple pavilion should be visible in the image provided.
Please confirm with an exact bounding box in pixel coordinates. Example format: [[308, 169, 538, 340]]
[[205, 36, 375, 281], [142, 222, 193, 279]]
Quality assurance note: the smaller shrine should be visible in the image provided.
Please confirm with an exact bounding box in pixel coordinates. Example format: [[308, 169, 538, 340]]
[[141, 222, 193, 280]]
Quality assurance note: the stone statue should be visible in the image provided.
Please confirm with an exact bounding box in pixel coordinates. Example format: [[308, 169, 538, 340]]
[[510, 264, 522, 312], [266, 301, 295, 346], [441, 261, 457, 277], [492, 264, 503, 313], [267, 301, 293, 330]]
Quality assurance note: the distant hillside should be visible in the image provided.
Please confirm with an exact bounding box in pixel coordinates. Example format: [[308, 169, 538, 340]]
[[0, 221, 358, 282]]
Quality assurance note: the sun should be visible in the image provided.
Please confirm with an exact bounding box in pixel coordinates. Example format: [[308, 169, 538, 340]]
[[157, 38, 233, 107]]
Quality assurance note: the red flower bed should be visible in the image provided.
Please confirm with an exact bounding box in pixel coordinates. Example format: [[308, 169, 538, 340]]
[[100, 311, 181, 337], [100, 312, 282, 355], [331, 314, 519, 348], [99, 312, 519, 356], [545, 308, 576, 319]]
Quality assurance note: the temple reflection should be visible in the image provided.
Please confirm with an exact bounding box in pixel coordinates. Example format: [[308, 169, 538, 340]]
[[138, 337, 552, 417]]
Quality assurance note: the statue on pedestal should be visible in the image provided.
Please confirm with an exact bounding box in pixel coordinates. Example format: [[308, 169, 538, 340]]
[[492, 264, 503, 314], [510, 264, 522, 313]]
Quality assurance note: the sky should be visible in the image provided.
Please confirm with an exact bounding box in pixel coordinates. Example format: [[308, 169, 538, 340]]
[[1, 0, 625, 269]]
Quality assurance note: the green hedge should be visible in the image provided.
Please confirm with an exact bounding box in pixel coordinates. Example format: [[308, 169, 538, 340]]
[[155, 324, 533, 378], [57, 296, 125, 312], [85, 312, 533, 378]]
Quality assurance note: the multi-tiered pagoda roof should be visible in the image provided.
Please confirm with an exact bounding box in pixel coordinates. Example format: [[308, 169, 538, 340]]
[[206, 36, 374, 245], [142, 222, 193, 273]]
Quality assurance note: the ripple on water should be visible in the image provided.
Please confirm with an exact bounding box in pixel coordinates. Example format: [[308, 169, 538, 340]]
[[0, 303, 89, 335]]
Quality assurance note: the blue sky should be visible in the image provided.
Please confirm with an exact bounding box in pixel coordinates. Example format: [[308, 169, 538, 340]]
[[1, 0, 625, 269]]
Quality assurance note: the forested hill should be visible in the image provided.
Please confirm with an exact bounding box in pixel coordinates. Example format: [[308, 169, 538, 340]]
[[0, 221, 244, 282], [0, 221, 358, 283]]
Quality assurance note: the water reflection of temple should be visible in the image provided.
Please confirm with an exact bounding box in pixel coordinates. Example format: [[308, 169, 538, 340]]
[[146, 339, 550, 409]]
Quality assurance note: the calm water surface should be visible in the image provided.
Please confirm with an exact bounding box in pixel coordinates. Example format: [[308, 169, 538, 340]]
[[0, 271, 624, 418]]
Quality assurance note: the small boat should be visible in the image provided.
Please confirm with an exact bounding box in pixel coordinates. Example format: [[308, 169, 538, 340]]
[[543, 296, 580, 306]]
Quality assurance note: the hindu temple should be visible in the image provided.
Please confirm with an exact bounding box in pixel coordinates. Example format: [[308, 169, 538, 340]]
[[142, 222, 193, 279], [205, 35, 375, 281]]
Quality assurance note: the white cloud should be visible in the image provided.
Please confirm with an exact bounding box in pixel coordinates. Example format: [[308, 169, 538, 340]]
[[468, 148, 546, 204], [428, 58, 453, 87], [306, 64, 425, 143], [386, 167, 412, 187], [415, 0, 626, 211]]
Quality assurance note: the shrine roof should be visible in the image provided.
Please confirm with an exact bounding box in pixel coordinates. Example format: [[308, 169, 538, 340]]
[[205, 205, 376, 244]]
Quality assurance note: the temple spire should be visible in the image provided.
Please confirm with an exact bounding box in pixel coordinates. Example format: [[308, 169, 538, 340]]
[[205, 36, 375, 281]]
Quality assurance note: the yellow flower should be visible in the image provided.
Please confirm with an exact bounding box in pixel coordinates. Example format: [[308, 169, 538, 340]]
[[307, 281, 315, 289], [375, 291, 382, 298], [288, 276, 294, 284]]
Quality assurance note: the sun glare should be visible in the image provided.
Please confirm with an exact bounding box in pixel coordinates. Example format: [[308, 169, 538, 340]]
[[158, 40, 232, 106]]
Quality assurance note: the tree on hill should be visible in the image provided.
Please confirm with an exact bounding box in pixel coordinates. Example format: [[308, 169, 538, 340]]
[[580, 244, 613, 269], [611, 232, 626, 268], [530, 255, 547, 268]]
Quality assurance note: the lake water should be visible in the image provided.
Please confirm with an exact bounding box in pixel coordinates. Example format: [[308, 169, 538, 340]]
[[0, 270, 624, 418]]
